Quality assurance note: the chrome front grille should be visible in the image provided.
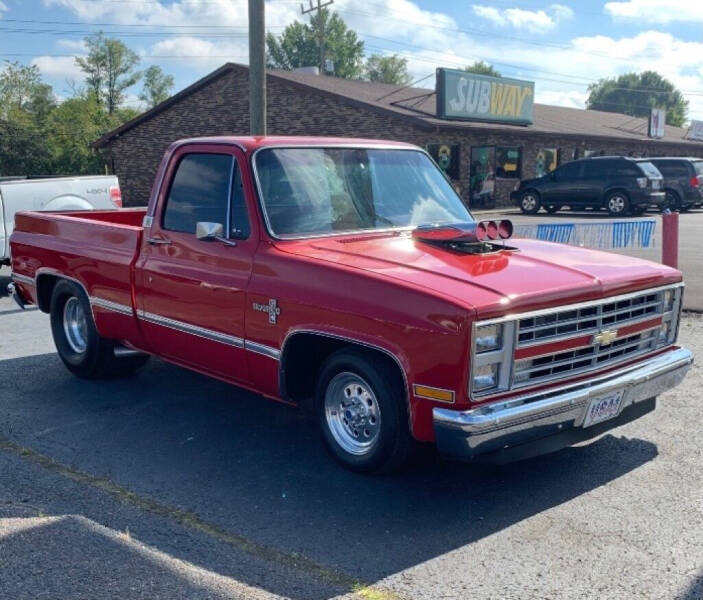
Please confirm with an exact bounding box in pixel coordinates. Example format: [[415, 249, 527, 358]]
[[517, 291, 661, 345], [470, 284, 683, 399], [514, 329, 660, 385]]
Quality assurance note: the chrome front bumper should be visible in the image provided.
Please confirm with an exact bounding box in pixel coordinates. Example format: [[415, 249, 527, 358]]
[[433, 347, 693, 461]]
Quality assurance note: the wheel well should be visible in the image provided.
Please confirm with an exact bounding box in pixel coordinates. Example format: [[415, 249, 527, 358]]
[[280, 333, 407, 409], [35, 274, 60, 312], [603, 188, 630, 204], [521, 188, 540, 199]]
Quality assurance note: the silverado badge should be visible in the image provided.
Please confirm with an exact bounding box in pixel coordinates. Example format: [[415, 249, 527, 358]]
[[253, 299, 281, 324], [593, 329, 617, 346]]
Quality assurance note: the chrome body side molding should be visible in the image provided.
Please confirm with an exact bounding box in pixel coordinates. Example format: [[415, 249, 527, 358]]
[[244, 340, 281, 359], [136, 310, 245, 348]]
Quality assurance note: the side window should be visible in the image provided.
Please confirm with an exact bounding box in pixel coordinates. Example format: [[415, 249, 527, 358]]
[[163, 153, 233, 234], [582, 160, 610, 178], [613, 162, 641, 176], [555, 161, 580, 181], [657, 162, 688, 177], [230, 164, 250, 239]]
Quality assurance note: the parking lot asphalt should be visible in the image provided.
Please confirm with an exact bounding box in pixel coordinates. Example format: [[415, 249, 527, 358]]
[[0, 272, 702, 599], [477, 207, 703, 311]]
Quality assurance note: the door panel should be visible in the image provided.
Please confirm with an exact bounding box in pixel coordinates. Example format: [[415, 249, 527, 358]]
[[580, 160, 610, 205], [546, 162, 582, 205], [136, 146, 255, 384]]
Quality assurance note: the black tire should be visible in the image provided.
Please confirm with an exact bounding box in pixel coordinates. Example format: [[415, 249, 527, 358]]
[[662, 190, 680, 212], [315, 349, 413, 473], [544, 204, 561, 214], [50, 280, 149, 379], [519, 190, 541, 214], [605, 191, 630, 216]]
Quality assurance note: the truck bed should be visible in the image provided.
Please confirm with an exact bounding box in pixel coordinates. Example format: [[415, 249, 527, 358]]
[[10, 209, 147, 342]]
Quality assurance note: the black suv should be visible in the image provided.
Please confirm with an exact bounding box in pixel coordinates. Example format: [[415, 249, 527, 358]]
[[638, 157, 703, 211], [511, 156, 665, 216]]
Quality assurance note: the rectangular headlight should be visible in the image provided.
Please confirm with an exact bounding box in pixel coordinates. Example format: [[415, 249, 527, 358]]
[[473, 363, 499, 392], [475, 323, 502, 353]]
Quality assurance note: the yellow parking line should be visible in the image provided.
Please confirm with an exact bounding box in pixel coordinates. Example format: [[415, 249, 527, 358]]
[[0, 436, 402, 600]]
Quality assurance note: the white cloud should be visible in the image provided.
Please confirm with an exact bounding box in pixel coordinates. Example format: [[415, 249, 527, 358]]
[[149, 36, 249, 70], [604, 0, 703, 24], [472, 4, 573, 33], [536, 90, 588, 109], [43, 0, 297, 28], [32, 55, 84, 80], [56, 39, 87, 52]]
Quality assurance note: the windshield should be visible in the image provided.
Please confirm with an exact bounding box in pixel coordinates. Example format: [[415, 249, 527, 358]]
[[638, 161, 662, 178], [254, 147, 472, 238]]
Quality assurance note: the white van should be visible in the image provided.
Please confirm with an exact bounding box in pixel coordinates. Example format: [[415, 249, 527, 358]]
[[0, 175, 121, 264]]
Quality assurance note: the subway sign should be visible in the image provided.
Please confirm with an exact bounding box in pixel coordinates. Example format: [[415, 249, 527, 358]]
[[436, 68, 534, 125]]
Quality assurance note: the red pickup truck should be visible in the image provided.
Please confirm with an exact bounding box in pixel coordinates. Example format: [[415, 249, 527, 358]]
[[8, 137, 693, 472]]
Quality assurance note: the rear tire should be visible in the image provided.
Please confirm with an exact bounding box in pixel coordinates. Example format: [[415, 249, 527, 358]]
[[50, 280, 149, 379], [606, 191, 630, 216], [315, 349, 413, 473], [519, 191, 541, 214], [663, 190, 680, 212]]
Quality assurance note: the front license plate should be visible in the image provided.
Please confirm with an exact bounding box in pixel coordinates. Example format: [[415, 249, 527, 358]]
[[583, 390, 624, 428]]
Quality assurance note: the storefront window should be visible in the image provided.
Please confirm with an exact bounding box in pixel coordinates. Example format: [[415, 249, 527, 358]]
[[426, 143, 460, 179], [470, 146, 495, 208], [584, 149, 599, 158], [496, 147, 521, 178], [535, 148, 558, 177]]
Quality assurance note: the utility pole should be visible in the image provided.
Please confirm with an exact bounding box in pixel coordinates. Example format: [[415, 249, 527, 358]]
[[300, 0, 334, 75], [248, 0, 266, 135]]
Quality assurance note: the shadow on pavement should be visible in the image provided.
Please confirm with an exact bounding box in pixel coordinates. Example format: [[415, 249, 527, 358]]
[[0, 352, 660, 599], [678, 569, 703, 600]]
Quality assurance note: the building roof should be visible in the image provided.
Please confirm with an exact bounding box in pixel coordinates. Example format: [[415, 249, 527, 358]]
[[94, 62, 702, 149]]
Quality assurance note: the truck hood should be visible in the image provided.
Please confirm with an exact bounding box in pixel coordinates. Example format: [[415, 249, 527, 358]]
[[275, 233, 681, 319]]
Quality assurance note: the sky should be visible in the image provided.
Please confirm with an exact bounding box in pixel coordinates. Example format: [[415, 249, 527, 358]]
[[1, 0, 703, 121]]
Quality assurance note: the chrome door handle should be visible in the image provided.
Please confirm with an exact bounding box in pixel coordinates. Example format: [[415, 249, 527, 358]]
[[147, 237, 172, 246]]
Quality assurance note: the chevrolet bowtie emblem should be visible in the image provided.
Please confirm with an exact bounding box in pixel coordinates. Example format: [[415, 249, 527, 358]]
[[593, 329, 618, 346]]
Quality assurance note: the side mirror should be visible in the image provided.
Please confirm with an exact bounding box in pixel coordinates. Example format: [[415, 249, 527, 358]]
[[196, 222, 224, 240], [196, 222, 237, 246]]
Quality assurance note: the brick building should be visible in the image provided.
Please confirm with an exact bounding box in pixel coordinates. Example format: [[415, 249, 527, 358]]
[[94, 62, 703, 207]]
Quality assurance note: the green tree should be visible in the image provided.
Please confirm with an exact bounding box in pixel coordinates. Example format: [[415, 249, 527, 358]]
[[266, 9, 364, 79], [0, 61, 55, 176], [0, 117, 52, 176], [464, 61, 501, 77], [139, 65, 174, 108], [586, 71, 688, 127], [0, 61, 55, 125], [76, 33, 141, 113], [364, 54, 411, 85], [45, 93, 108, 175]]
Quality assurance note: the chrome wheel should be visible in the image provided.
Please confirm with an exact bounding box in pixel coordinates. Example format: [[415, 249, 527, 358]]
[[608, 194, 626, 214], [62, 296, 88, 354], [324, 372, 381, 456], [521, 194, 538, 212]]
